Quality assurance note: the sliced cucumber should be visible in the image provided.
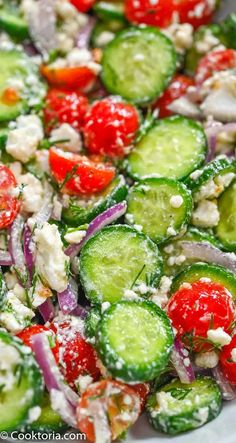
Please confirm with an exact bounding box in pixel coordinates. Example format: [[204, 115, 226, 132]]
[[79, 224, 163, 304], [170, 262, 236, 300], [127, 178, 193, 243], [126, 116, 207, 180], [93, 1, 126, 22], [62, 175, 128, 227], [0, 330, 44, 432], [102, 26, 176, 104], [85, 306, 102, 340], [160, 226, 221, 276], [25, 392, 68, 433], [91, 20, 124, 48], [0, 127, 9, 150], [215, 180, 236, 252], [147, 376, 222, 435], [0, 8, 29, 40], [96, 300, 173, 382]]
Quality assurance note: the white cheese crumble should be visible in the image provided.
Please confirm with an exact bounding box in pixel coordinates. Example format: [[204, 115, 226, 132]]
[[34, 222, 69, 292], [151, 276, 172, 308], [96, 31, 115, 47], [231, 348, 236, 363], [195, 351, 219, 368], [76, 374, 93, 394], [18, 173, 44, 213], [0, 289, 35, 334], [192, 199, 220, 228], [167, 226, 177, 237], [50, 123, 82, 153], [170, 195, 184, 208], [163, 23, 193, 54], [207, 328, 232, 347], [30, 278, 53, 308], [27, 406, 42, 424], [123, 289, 140, 300], [64, 229, 86, 244], [0, 342, 21, 392], [6, 115, 44, 163]]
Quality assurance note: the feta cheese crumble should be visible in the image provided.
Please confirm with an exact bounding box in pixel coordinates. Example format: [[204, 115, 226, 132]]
[[207, 328, 232, 347]]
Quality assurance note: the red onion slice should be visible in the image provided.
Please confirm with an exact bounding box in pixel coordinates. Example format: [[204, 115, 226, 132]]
[[23, 224, 35, 284], [9, 215, 28, 286], [72, 305, 89, 320], [57, 278, 78, 315], [212, 365, 236, 401], [181, 241, 236, 274], [31, 332, 79, 419], [38, 298, 55, 323], [28, 0, 57, 56], [205, 122, 236, 161], [0, 250, 12, 266], [171, 338, 195, 384], [77, 17, 96, 49], [65, 201, 127, 258]]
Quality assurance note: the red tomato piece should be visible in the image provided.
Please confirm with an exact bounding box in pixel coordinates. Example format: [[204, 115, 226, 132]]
[[41, 65, 97, 92], [153, 75, 194, 118], [167, 280, 236, 352], [196, 49, 236, 85], [77, 379, 141, 442], [17, 324, 60, 362], [49, 147, 115, 196], [83, 97, 140, 159], [69, 0, 96, 12], [125, 0, 216, 29], [131, 383, 150, 410], [51, 319, 100, 388], [0, 164, 21, 229], [220, 335, 236, 385], [44, 89, 89, 132]]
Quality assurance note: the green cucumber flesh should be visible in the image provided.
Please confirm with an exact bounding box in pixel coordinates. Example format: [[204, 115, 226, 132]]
[[93, 1, 126, 22], [126, 116, 207, 180], [101, 26, 177, 104], [0, 330, 43, 432], [0, 8, 29, 40], [96, 300, 173, 382], [170, 262, 236, 299], [147, 376, 222, 435], [126, 177, 193, 243], [79, 224, 163, 304], [215, 180, 236, 252]]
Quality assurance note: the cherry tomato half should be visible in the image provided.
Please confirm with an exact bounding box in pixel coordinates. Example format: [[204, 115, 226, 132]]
[[196, 49, 236, 85], [77, 379, 141, 442], [220, 335, 236, 385], [41, 65, 97, 92], [125, 0, 216, 29], [153, 75, 194, 118], [83, 97, 140, 159], [167, 280, 236, 352], [44, 89, 89, 133], [0, 164, 21, 229], [69, 0, 96, 12], [17, 324, 60, 362], [49, 147, 116, 196]]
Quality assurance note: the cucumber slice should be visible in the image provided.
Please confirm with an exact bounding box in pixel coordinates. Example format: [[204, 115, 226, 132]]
[[0, 126, 9, 150], [93, 1, 126, 22], [215, 180, 236, 252], [126, 178, 193, 243], [101, 26, 177, 104], [79, 224, 163, 304], [160, 227, 221, 276], [147, 376, 222, 435], [91, 20, 124, 48], [62, 175, 128, 227], [126, 116, 207, 180], [96, 300, 173, 382], [85, 306, 102, 340], [0, 9, 29, 40], [0, 330, 43, 432], [184, 157, 236, 200], [0, 49, 46, 122], [25, 392, 68, 432], [170, 262, 236, 300]]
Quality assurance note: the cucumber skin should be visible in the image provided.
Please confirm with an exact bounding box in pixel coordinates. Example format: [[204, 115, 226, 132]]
[[0, 10, 29, 40], [101, 26, 177, 105], [96, 300, 174, 383], [62, 175, 128, 227], [147, 376, 222, 435], [184, 157, 236, 192], [93, 1, 126, 23], [170, 262, 236, 300], [215, 180, 236, 252], [0, 331, 44, 432]]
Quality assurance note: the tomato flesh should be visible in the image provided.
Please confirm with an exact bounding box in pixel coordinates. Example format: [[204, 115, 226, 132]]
[[196, 49, 236, 85], [69, 0, 96, 12], [0, 165, 21, 229], [154, 75, 194, 118], [49, 147, 116, 196], [220, 335, 236, 385], [41, 65, 97, 92], [167, 280, 236, 352], [17, 324, 60, 362]]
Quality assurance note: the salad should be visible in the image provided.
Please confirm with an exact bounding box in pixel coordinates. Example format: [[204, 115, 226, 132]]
[[0, 0, 236, 441]]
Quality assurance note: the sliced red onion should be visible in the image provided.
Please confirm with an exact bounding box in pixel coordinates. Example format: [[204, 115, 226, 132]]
[[31, 332, 79, 423], [65, 201, 127, 258], [212, 365, 236, 401], [9, 215, 28, 286], [38, 298, 55, 323], [77, 17, 96, 49], [171, 338, 195, 384], [72, 305, 89, 320], [168, 96, 201, 119], [205, 122, 236, 161], [27, 0, 57, 56], [57, 278, 78, 315], [50, 389, 77, 428], [23, 224, 35, 283], [0, 250, 12, 266], [27, 181, 53, 229], [181, 241, 236, 274]]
